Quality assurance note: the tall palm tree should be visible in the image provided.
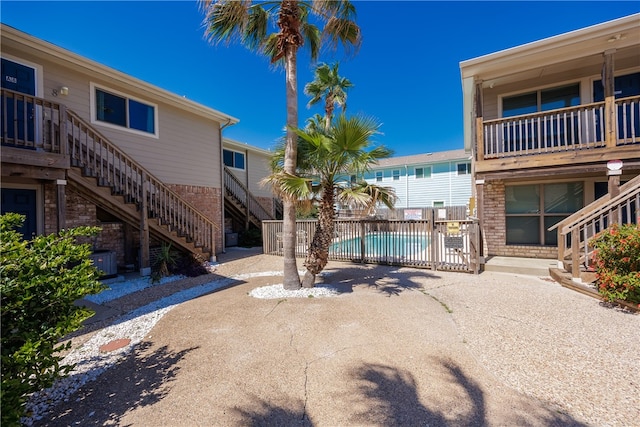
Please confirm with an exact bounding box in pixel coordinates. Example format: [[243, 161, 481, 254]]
[[304, 62, 353, 130], [266, 114, 397, 287], [200, 0, 361, 290]]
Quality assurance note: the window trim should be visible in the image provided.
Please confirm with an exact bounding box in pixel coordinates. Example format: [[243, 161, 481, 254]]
[[223, 148, 246, 170], [456, 162, 471, 175], [375, 171, 383, 182], [90, 82, 159, 138], [392, 169, 400, 181], [415, 166, 432, 179], [432, 200, 445, 208]]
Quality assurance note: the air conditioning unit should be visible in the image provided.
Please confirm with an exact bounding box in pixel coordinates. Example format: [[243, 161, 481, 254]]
[[88, 250, 118, 277]]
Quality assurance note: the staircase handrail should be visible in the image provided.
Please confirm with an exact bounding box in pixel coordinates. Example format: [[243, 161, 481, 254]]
[[65, 109, 219, 254], [549, 174, 640, 236], [224, 166, 274, 222]]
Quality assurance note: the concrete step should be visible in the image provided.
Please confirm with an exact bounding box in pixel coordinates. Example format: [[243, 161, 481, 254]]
[[483, 256, 557, 277]]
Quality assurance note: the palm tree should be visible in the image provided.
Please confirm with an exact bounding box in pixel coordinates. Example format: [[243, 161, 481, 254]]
[[200, 0, 361, 290], [266, 114, 397, 287], [304, 62, 353, 130]]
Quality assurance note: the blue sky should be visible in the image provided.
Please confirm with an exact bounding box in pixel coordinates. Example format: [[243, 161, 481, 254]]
[[2, 1, 638, 156]]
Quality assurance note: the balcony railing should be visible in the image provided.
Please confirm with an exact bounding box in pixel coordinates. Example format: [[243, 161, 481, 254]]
[[480, 96, 639, 160]]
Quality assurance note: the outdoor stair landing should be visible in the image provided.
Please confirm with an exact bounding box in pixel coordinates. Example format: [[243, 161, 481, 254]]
[[483, 256, 557, 277]]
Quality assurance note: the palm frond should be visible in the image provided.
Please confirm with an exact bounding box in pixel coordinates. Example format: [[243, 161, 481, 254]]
[[243, 4, 269, 50], [201, 1, 251, 45], [262, 172, 313, 202]]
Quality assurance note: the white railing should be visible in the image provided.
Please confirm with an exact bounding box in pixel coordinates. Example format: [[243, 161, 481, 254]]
[[481, 96, 639, 159], [483, 102, 606, 158], [550, 175, 640, 280]]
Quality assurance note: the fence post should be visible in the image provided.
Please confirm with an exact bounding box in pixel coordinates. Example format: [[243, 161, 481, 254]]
[[430, 210, 438, 271], [360, 221, 366, 263]]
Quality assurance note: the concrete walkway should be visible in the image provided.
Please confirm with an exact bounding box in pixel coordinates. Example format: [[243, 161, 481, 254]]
[[35, 249, 639, 426]]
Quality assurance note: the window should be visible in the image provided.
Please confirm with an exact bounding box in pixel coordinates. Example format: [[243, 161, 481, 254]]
[[94, 86, 156, 135], [415, 167, 431, 179], [223, 149, 245, 169], [433, 201, 445, 208], [457, 163, 471, 175], [503, 84, 580, 117], [375, 171, 383, 182], [505, 182, 583, 246], [502, 84, 580, 150], [392, 170, 400, 181]]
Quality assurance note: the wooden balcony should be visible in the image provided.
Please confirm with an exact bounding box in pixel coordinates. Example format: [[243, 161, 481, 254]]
[[475, 96, 640, 174]]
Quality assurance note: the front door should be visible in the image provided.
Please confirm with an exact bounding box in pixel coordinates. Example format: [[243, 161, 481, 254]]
[[1, 58, 36, 144], [1, 188, 37, 239]]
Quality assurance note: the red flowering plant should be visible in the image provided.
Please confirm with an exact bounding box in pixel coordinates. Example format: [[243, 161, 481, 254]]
[[589, 223, 640, 305]]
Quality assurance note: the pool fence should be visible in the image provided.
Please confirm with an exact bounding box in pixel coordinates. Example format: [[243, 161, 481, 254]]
[[263, 207, 480, 273]]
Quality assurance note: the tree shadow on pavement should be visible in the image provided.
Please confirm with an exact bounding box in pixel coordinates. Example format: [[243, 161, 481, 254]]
[[33, 341, 198, 427], [348, 360, 589, 426], [234, 396, 312, 427], [321, 264, 441, 296]]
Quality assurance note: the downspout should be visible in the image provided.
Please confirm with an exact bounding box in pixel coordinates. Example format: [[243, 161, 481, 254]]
[[219, 118, 234, 254], [449, 161, 452, 206], [404, 165, 408, 208]]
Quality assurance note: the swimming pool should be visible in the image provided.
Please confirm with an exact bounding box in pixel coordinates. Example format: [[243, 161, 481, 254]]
[[329, 232, 430, 258]]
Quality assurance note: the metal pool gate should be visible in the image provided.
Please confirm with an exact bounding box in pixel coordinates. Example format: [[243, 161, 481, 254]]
[[262, 217, 480, 273]]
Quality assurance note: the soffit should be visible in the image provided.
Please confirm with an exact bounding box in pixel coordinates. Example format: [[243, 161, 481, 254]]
[[460, 14, 640, 87]]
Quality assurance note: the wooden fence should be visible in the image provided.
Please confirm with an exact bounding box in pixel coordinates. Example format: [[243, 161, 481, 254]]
[[263, 213, 480, 273]]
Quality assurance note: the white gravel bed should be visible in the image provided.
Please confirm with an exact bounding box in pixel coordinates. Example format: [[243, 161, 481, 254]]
[[85, 275, 185, 304], [23, 270, 337, 424]]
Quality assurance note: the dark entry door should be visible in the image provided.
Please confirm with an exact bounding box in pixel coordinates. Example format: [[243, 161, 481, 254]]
[[1, 58, 36, 143], [1, 188, 37, 239]]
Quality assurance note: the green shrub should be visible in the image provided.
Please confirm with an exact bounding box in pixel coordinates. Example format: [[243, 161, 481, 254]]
[[151, 242, 178, 282], [0, 213, 105, 425], [590, 223, 640, 305]]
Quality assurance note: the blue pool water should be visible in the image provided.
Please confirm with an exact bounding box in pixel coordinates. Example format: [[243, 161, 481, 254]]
[[329, 232, 429, 258]]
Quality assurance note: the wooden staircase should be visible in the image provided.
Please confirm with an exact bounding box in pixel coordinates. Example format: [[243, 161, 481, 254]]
[[223, 166, 275, 229], [64, 109, 219, 262], [549, 174, 640, 285]]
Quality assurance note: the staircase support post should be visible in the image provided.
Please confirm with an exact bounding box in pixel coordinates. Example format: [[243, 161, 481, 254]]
[[140, 173, 151, 276], [56, 179, 67, 232], [571, 229, 580, 282]]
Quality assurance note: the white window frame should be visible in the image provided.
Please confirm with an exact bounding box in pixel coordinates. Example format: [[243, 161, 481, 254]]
[[223, 148, 246, 170], [375, 171, 383, 182], [432, 201, 445, 207], [90, 83, 159, 138], [392, 169, 400, 181], [457, 162, 471, 175], [415, 166, 432, 179]]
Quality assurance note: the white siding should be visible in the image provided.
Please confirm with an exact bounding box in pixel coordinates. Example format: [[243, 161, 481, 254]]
[[365, 156, 472, 208]]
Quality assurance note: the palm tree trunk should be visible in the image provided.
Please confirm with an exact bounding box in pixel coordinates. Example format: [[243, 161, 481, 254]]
[[282, 9, 301, 290], [302, 185, 335, 288]]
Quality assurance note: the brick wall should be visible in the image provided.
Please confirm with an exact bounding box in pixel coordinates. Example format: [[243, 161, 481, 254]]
[[43, 183, 58, 236], [482, 180, 557, 259], [167, 184, 223, 254], [93, 223, 126, 267]]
